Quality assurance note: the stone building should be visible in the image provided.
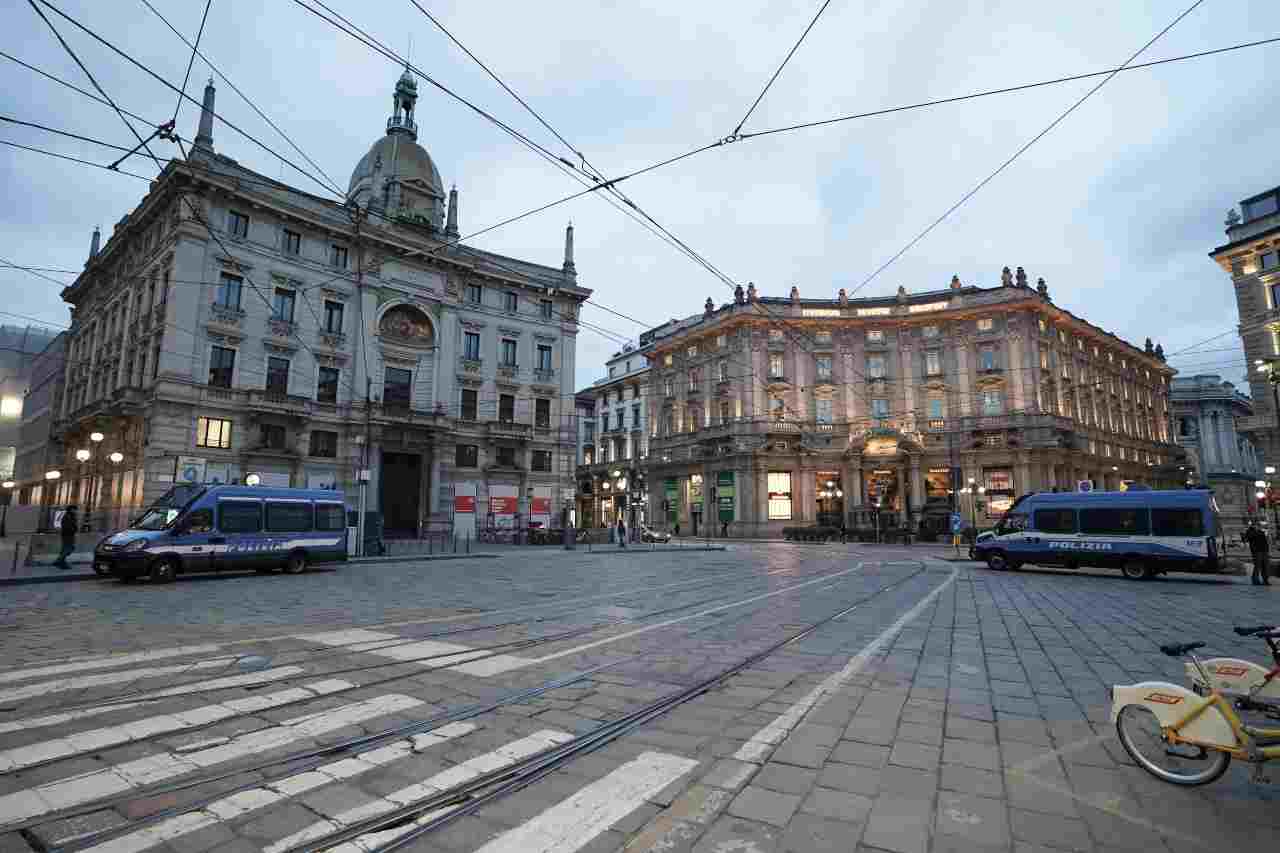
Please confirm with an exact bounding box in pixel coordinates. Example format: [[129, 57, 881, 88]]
[[1210, 184, 1280, 467], [11, 333, 67, 514], [645, 274, 1180, 539], [0, 324, 60, 484], [49, 73, 590, 545], [575, 343, 651, 531], [1171, 373, 1261, 535]]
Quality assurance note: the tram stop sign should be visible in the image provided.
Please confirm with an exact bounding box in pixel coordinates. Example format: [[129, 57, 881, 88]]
[[950, 513, 963, 534]]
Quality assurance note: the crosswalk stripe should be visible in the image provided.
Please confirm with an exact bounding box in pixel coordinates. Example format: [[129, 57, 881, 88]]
[[300, 630, 531, 678], [0, 667, 310, 734], [0, 681, 355, 773], [0, 694, 425, 828], [261, 729, 575, 853], [76, 722, 480, 853], [0, 645, 225, 685], [0, 659, 243, 705], [472, 751, 699, 853]]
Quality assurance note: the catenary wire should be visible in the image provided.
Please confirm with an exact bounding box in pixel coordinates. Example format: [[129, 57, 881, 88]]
[[170, 0, 213, 127], [732, 0, 834, 136]]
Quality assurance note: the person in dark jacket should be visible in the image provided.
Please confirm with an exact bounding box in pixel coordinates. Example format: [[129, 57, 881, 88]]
[[56, 505, 79, 570], [1244, 521, 1271, 586], [616, 517, 626, 548]]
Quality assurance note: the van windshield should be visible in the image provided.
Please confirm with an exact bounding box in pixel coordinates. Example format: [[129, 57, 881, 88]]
[[133, 507, 181, 530], [130, 485, 206, 531]]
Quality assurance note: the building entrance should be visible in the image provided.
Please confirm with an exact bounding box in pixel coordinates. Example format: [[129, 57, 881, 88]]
[[381, 451, 422, 538], [816, 471, 844, 528]]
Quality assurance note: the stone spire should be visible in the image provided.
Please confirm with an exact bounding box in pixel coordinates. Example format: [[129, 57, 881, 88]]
[[193, 78, 215, 153], [1036, 277, 1050, 300], [445, 185, 459, 238], [88, 225, 100, 262], [562, 221, 576, 276]]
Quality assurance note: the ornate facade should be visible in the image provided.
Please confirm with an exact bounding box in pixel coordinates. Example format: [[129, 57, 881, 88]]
[[645, 274, 1180, 538], [1171, 373, 1261, 536], [48, 74, 590, 543], [575, 343, 652, 531]]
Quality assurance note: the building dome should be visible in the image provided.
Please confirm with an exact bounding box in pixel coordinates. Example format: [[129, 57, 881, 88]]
[[347, 136, 444, 198]]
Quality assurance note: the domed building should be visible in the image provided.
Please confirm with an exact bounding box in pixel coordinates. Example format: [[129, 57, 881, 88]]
[[46, 72, 592, 551]]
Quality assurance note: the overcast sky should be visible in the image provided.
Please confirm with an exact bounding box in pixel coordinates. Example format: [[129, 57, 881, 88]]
[[2, 0, 1276, 393]]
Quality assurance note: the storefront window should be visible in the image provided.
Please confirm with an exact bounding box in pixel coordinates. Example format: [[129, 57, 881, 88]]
[[926, 468, 951, 500], [815, 472, 843, 527], [767, 472, 792, 520], [984, 468, 1015, 516]]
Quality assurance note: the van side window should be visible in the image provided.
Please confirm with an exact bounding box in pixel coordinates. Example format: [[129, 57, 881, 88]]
[[1151, 508, 1204, 537], [184, 509, 214, 534], [219, 501, 262, 533], [1079, 508, 1149, 536], [315, 504, 345, 531], [1033, 509, 1076, 533], [266, 502, 313, 532]]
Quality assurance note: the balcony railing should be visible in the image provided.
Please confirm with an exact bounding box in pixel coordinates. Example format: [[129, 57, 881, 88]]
[[487, 420, 532, 440]]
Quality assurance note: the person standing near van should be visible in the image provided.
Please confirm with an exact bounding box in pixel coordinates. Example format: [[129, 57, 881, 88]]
[[56, 505, 78, 570], [1245, 521, 1271, 586], [616, 517, 626, 548]]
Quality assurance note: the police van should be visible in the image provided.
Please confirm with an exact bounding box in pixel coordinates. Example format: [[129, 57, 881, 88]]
[[94, 485, 348, 583], [972, 490, 1221, 580]]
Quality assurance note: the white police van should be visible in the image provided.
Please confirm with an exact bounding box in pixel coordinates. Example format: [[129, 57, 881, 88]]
[[94, 485, 348, 582], [972, 490, 1221, 580]]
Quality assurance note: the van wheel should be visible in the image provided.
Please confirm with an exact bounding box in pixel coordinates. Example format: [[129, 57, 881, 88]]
[[284, 551, 308, 575], [1121, 559, 1152, 580], [150, 558, 177, 584], [986, 551, 1009, 571]]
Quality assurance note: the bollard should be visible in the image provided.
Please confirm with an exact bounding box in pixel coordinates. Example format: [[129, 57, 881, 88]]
[[429, 535, 433, 555], [466, 532, 471, 553], [10, 541, 19, 575]]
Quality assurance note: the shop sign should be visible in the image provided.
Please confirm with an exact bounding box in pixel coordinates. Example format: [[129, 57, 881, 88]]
[[717, 471, 735, 522], [455, 495, 476, 513], [856, 306, 892, 317], [489, 495, 518, 514], [801, 308, 841, 318], [531, 496, 551, 515], [907, 301, 948, 313], [865, 437, 898, 455]]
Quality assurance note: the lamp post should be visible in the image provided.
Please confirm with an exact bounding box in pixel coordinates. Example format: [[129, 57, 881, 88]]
[[74, 448, 91, 531], [0, 479, 14, 538], [44, 470, 61, 532], [87, 432, 104, 530]]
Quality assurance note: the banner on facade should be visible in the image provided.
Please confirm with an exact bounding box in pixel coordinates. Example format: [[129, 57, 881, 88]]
[[689, 474, 703, 513], [717, 471, 735, 522], [453, 482, 477, 539], [454, 495, 475, 513], [664, 478, 678, 523], [489, 485, 518, 528], [531, 486, 552, 528]]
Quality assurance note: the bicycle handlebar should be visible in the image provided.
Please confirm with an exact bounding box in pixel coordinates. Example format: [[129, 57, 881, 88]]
[[1234, 625, 1276, 636]]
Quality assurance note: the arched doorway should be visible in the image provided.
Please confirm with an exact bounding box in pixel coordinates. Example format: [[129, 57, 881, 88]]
[[376, 304, 436, 539]]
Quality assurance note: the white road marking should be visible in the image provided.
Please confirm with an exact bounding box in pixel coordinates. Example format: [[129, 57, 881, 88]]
[[0, 645, 224, 685], [0, 658, 242, 705], [0, 694, 424, 828], [0, 667, 310, 733], [472, 751, 699, 853], [75, 722, 479, 853], [733, 564, 958, 763], [299, 630, 531, 677], [263, 730, 576, 853], [0, 681, 353, 773]]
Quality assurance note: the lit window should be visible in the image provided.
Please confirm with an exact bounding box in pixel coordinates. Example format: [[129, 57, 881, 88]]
[[926, 351, 941, 375], [867, 329, 884, 343], [0, 397, 21, 418], [687, 345, 698, 357], [866, 355, 885, 378], [767, 472, 792, 520], [977, 318, 994, 332], [1039, 350, 1048, 370], [1038, 318, 1047, 333], [982, 390, 1002, 415], [923, 325, 939, 338], [717, 334, 727, 348], [663, 353, 673, 366], [769, 354, 784, 378], [196, 416, 232, 449]]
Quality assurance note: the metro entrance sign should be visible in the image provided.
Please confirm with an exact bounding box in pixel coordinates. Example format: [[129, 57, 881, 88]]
[[1078, 480, 1093, 493]]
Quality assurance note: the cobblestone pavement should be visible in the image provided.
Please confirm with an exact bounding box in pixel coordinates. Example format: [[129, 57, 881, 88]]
[[0, 544, 1276, 853]]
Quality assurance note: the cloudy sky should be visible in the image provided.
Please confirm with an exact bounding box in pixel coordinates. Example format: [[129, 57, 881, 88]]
[[1, 0, 1276, 392]]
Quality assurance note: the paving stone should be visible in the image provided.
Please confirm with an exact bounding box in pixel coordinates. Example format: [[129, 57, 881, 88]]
[[896, 722, 943, 746], [939, 764, 1005, 799], [843, 717, 898, 746], [702, 758, 758, 791], [862, 795, 933, 853], [667, 785, 735, 826], [754, 762, 819, 795], [935, 792, 1010, 848], [799, 787, 873, 824], [727, 785, 804, 827], [780, 813, 864, 852], [830, 741, 891, 768], [943, 738, 1000, 772], [947, 716, 998, 743], [889, 740, 940, 771], [1008, 807, 1094, 851], [817, 762, 882, 797], [691, 815, 780, 852]]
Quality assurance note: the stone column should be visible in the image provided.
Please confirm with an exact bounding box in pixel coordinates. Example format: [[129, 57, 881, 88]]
[[1010, 334, 1025, 411], [909, 458, 925, 513], [1016, 455, 1032, 497], [956, 341, 973, 416]]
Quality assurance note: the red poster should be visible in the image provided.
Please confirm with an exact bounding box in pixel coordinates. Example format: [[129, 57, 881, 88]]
[[489, 496, 518, 514], [531, 497, 551, 515], [454, 495, 475, 513]]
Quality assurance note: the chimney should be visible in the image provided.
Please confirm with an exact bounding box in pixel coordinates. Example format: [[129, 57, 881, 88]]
[[562, 221, 576, 277], [88, 225, 101, 262], [193, 78, 216, 154]]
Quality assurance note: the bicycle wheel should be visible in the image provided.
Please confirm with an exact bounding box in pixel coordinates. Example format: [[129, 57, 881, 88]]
[[1115, 705, 1231, 785]]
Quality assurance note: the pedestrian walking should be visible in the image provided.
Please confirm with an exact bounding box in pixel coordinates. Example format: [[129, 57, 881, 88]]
[[1244, 521, 1271, 586], [616, 518, 626, 549], [721, 519, 729, 538], [674, 521, 680, 538], [56, 505, 78, 570]]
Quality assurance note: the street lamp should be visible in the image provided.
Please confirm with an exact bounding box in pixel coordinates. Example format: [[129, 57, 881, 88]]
[[245, 473, 261, 486], [109, 452, 124, 464]]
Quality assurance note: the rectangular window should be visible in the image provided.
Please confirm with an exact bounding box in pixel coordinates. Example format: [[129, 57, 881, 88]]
[[1270, 282, 1280, 310], [632, 404, 641, 427], [602, 412, 610, 431], [982, 389, 1002, 415], [317, 366, 339, 403], [316, 504, 345, 531], [1244, 194, 1279, 222], [925, 351, 941, 375], [816, 356, 832, 380], [228, 210, 249, 238], [460, 388, 477, 421], [1034, 508, 1077, 533], [265, 502, 312, 532], [871, 398, 889, 419], [467, 283, 482, 304], [464, 332, 481, 360], [769, 329, 784, 342], [977, 317, 993, 331], [532, 450, 552, 472], [866, 330, 884, 343], [536, 344, 552, 371], [1040, 350, 1049, 369], [664, 378, 674, 397], [866, 354, 885, 378], [496, 446, 517, 467], [1151, 508, 1204, 537], [663, 353, 673, 366], [196, 416, 232, 449], [455, 444, 478, 468], [688, 369, 699, 391], [323, 300, 344, 333], [767, 472, 792, 520], [816, 398, 833, 424], [218, 501, 262, 533], [535, 398, 551, 428], [504, 292, 518, 313], [719, 400, 731, 424], [719, 360, 729, 381], [260, 423, 287, 449], [272, 288, 296, 323], [383, 366, 412, 407], [209, 345, 235, 388], [501, 339, 517, 367], [282, 229, 301, 256], [499, 393, 515, 423], [308, 430, 337, 457], [687, 345, 698, 357], [928, 397, 943, 419], [923, 325, 939, 338], [769, 353, 784, 377], [329, 244, 348, 268], [1262, 251, 1279, 271], [770, 397, 785, 418], [979, 346, 996, 371], [266, 356, 290, 394], [215, 273, 242, 309], [1080, 508, 1149, 536], [717, 333, 729, 348], [539, 299, 553, 319]]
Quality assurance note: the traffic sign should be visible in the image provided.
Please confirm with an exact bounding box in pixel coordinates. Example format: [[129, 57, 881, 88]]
[[950, 513, 963, 534], [1077, 480, 1093, 493]]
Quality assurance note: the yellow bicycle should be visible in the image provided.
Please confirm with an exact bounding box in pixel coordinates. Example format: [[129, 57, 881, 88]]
[[1112, 639, 1280, 785]]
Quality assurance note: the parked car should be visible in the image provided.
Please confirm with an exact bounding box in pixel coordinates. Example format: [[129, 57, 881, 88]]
[[641, 525, 671, 543]]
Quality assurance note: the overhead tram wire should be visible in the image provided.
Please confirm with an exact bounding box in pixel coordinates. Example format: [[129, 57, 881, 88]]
[[0, 139, 153, 180], [846, 0, 1208, 300], [731, 0, 835, 137], [170, 0, 213, 127], [0, 49, 160, 128]]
